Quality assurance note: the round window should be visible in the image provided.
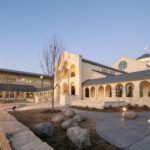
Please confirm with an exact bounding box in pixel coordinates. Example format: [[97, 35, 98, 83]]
[[118, 61, 127, 71]]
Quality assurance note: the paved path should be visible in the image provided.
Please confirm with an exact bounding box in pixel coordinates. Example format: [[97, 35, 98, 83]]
[[74, 109, 150, 150], [0, 102, 61, 111]]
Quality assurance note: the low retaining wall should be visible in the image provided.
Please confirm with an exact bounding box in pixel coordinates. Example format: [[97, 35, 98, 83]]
[[71, 98, 150, 109], [0, 110, 54, 150], [71, 100, 105, 109], [0, 128, 11, 150]]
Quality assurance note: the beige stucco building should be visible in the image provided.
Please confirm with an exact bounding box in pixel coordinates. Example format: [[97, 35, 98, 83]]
[[0, 68, 52, 102], [0, 51, 149, 108], [55, 52, 150, 108]]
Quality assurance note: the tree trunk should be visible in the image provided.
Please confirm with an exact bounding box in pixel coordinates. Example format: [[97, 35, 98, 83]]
[[51, 86, 55, 112]]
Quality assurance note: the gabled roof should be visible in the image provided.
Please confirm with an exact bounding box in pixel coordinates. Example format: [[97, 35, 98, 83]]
[[0, 68, 50, 78], [83, 70, 150, 86], [82, 58, 126, 73], [0, 84, 37, 92], [137, 53, 150, 60]]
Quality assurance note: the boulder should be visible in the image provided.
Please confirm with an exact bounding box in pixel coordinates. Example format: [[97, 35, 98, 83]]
[[51, 114, 64, 123], [67, 126, 91, 149], [61, 119, 78, 130], [124, 111, 137, 119], [64, 109, 76, 117], [73, 115, 85, 123], [33, 123, 53, 138]]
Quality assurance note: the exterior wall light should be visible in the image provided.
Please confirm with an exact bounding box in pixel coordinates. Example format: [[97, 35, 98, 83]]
[[122, 107, 127, 112]]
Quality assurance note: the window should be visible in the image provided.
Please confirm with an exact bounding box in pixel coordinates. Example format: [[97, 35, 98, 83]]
[[71, 86, 75, 95], [116, 85, 123, 97], [118, 61, 127, 71]]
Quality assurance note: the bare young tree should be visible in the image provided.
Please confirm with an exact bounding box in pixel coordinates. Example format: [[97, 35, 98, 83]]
[[40, 35, 66, 112]]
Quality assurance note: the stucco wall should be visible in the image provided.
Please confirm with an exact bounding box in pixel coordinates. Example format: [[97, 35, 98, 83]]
[[112, 56, 148, 72]]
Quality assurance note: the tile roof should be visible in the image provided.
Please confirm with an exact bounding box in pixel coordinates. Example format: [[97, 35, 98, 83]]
[[83, 70, 150, 86], [136, 53, 150, 60], [0, 84, 37, 92], [82, 58, 126, 73], [37, 86, 53, 92]]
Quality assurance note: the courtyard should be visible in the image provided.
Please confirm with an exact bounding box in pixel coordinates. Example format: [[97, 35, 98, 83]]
[[1, 102, 150, 150]]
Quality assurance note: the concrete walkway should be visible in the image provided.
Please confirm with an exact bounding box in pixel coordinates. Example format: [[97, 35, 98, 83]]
[[0, 102, 61, 111], [75, 109, 150, 150], [2, 102, 150, 150]]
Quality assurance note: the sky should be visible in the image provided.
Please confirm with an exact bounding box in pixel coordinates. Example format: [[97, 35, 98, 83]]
[[0, 0, 150, 73]]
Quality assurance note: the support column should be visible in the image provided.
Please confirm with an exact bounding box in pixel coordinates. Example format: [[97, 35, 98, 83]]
[[111, 84, 116, 100], [103, 85, 106, 100], [122, 83, 126, 100], [134, 81, 140, 98]]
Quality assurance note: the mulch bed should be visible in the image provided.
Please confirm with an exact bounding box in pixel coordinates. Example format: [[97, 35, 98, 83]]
[[10, 109, 122, 150], [70, 105, 150, 112]]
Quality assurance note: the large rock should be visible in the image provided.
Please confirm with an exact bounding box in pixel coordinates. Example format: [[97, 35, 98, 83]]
[[51, 114, 64, 123], [61, 119, 78, 130], [64, 109, 76, 117], [34, 123, 53, 138], [73, 115, 85, 123], [67, 126, 91, 149], [124, 111, 137, 119]]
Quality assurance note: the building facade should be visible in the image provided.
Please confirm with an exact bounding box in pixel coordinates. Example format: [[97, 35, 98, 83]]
[[0, 68, 52, 102], [0, 51, 150, 108], [55, 52, 150, 108]]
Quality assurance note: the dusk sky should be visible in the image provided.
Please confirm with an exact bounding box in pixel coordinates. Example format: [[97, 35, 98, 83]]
[[0, 0, 150, 73]]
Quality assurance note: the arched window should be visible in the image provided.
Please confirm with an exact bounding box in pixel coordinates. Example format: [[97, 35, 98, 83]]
[[126, 83, 134, 97], [26, 93, 30, 98], [140, 81, 150, 97], [70, 65, 76, 77], [71, 72, 75, 77], [5, 92, 9, 98], [118, 61, 127, 71], [10, 92, 14, 98], [71, 86, 75, 95], [0, 92, 3, 98], [116, 84, 123, 97], [85, 87, 89, 97], [29, 93, 33, 98]]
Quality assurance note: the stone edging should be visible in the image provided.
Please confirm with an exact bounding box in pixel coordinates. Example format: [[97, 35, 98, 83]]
[[0, 128, 11, 150]]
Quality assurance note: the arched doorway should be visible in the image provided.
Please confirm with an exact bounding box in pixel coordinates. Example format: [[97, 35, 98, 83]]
[[98, 86, 104, 97], [91, 87, 95, 97], [85, 87, 89, 98], [71, 86, 75, 95], [106, 85, 112, 97]]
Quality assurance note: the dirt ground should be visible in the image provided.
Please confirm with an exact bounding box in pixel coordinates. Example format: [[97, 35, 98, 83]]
[[71, 105, 150, 112], [10, 109, 122, 150]]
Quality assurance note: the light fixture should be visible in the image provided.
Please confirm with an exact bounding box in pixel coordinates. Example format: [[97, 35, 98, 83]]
[[122, 107, 127, 112], [67, 65, 70, 69], [40, 75, 43, 79]]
